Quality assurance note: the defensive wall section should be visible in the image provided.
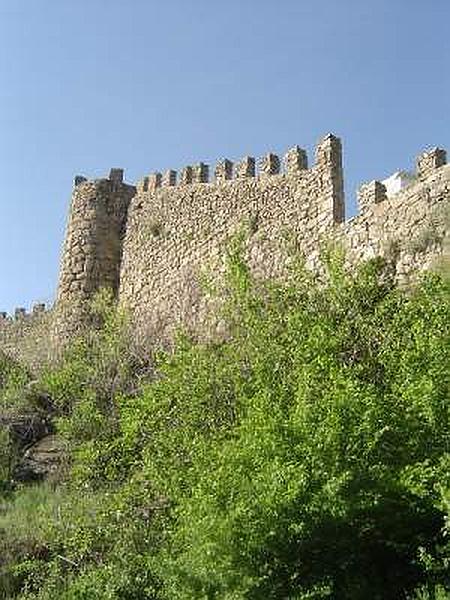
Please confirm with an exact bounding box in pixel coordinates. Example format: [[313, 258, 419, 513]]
[[119, 134, 344, 344], [118, 135, 449, 345], [1, 134, 449, 368], [0, 304, 52, 370]]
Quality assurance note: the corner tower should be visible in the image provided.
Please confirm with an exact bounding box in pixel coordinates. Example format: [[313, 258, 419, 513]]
[[55, 169, 136, 342]]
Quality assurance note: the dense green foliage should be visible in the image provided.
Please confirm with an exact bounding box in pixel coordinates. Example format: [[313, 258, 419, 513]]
[[0, 353, 32, 490], [0, 250, 449, 599]]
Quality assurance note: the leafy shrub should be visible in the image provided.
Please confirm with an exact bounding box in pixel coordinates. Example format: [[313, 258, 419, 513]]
[[0, 352, 30, 412], [129, 251, 449, 599], [0, 353, 32, 492], [37, 289, 152, 485], [1, 250, 449, 599]]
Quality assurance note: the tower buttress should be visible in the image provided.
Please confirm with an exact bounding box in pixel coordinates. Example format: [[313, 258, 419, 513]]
[[55, 169, 136, 341]]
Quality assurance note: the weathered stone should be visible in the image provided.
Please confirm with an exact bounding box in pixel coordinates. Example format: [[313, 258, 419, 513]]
[[285, 146, 308, 174], [162, 170, 177, 187], [358, 180, 387, 212], [180, 166, 193, 185], [417, 148, 446, 180], [0, 136, 448, 367], [215, 159, 233, 181], [192, 163, 209, 183], [259, 153, 280, 176], [236, 156, 255, 178], [14, 435, 65, 483]]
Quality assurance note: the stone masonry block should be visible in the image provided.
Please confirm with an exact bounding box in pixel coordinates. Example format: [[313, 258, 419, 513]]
[[162, 170, 177, 187], [215, 159, 233, 181], [236, 156, 255, 178], [315, 134, 342, 166], [180, 166, 193, 185], [285, 146, 308, 174], [416, 148, 447, 180], [192, 163, 209, 183], [259, 153, 280, 176], [148, 173, 162, 190], [358, 180, 387, 212]]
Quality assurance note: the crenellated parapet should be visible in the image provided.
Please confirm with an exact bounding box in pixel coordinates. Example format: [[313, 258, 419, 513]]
[[134, 141, 332, 191], [119, 134, 347, 343], [5, 131, 447, 366], [357, 145, 448, 214], [119, 135, 448, 345], [342, 145, 450, 275], [0, 302, 53, 369], [0, 302, 50, 324]]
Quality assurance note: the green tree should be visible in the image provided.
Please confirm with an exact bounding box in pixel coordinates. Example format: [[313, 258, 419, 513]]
[[1, 251, 449, 599]]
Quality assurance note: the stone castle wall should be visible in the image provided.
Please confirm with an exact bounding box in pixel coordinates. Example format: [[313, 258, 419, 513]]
[[119, 134, 344, 343], [0, 305, 53, 370], [1, 133, 448, 368], [340, 148, 449, 276], [118, 136, 449, 345]]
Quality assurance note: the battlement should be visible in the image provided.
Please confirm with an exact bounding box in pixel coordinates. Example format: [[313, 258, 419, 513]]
[[135, 136, 338, 193], [357, 146, 447, 213], [0, 303, 50, 324], [73, 169, 135, 191], [416, 147, 447, 180], [1, 132, 449, 367], [118, 135, 448, 345], [0, 302, 53, 369]]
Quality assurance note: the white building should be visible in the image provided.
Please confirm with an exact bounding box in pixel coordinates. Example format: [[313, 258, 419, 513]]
[[382, 170, 415, 196]]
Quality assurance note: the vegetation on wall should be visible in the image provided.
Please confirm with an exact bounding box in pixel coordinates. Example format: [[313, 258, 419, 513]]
[[0, 245, 449, 599]]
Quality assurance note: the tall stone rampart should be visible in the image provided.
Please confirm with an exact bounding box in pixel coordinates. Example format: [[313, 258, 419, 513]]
[[341, 147, 449, 277], [0, 134, 448, 368], [119, 134, 344, 343], [118, 137, 449, 345]]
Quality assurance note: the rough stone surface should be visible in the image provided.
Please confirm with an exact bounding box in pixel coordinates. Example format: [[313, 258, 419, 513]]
[[0, 308, 53, 368], [0, 410, 51, 450], [119, 134, 345, 344], [14, 434, 65, 483], [54, 175, 136, 342], [0, 134, 449, 366]]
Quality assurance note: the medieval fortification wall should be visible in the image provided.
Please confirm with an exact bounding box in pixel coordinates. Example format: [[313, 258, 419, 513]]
[[1, 134, 449, 368]]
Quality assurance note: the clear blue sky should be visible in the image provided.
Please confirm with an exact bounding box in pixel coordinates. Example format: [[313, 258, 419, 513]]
[[0, 0, 449, 314]]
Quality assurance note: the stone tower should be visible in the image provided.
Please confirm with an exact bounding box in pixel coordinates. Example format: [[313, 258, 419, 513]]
[[54, 169, 136, 341]]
